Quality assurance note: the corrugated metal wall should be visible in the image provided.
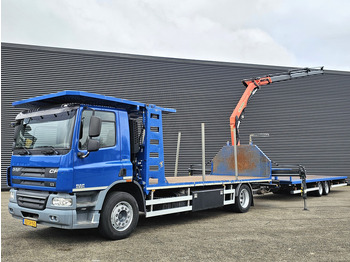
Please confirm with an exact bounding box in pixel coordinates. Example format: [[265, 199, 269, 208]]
[[2, 43, 349, 189]]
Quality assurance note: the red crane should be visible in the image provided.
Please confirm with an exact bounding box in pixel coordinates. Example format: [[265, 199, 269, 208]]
[[230, 67, 324, 145]]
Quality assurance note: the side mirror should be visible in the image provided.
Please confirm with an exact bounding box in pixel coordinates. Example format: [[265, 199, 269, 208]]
[[77, 139, 100, 159], [12, 121, 22, 140], [77, 115, 101, 159], [89, 116, 102, 137], [87, 138, 100, 152], [14, 125, 21, 140]]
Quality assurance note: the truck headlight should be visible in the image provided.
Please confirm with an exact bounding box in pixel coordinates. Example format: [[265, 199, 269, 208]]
[[52, 197, 73, 207]]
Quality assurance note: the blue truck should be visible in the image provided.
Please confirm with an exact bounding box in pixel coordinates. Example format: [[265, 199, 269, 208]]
[[7, 68, 347, 240]]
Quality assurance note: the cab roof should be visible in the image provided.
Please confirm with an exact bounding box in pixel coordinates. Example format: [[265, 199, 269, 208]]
[[13, 90, 176, 113]]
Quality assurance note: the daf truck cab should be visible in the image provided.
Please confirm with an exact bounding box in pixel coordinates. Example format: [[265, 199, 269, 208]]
[[8, 91, 156, 239]]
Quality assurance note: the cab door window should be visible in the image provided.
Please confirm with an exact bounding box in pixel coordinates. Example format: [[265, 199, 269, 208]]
[[79, 110, 116, 150]]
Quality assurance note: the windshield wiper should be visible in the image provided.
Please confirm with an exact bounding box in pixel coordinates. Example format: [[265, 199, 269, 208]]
[[36, 146, 60, 155], [16, 146, 32, 155]]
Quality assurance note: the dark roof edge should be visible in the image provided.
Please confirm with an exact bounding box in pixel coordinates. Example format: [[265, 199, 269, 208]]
[[2, 42, 349, 75]]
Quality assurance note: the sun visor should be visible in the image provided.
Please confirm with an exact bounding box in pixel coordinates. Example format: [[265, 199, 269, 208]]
[[15, 106, 78, 120]]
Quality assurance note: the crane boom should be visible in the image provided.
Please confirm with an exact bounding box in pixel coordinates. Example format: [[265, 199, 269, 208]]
[[230, 67, 324, 145]]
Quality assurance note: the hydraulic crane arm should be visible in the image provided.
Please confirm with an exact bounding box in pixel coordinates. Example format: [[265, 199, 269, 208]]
[[230, 67, 324, 145]]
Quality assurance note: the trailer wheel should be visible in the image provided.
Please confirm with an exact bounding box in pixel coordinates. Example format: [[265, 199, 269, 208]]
[[322, 181, 330, 195], [233, 184, 252, 213], [314, 182, 323, 197], [99, 191, 139, 240]]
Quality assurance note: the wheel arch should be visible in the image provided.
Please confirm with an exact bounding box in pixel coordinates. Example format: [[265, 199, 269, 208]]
[[96, 181, 146, 212]]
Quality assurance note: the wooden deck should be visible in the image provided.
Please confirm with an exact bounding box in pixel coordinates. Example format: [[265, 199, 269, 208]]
[[149, 175, 269, 185], [275, 175, 347, 184]]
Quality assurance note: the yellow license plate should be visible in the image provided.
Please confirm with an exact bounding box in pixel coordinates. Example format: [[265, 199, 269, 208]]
[[23, 218, 37, 228]]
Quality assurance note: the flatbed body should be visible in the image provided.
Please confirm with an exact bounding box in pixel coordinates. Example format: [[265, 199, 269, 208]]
[[148, 175, 272, 189], [273, 174, 347, 195], [275, 175, 348, 185]]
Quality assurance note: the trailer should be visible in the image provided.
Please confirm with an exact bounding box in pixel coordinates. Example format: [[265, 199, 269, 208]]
[[7, 67, 347, 240], [272, 171, 348, 196]]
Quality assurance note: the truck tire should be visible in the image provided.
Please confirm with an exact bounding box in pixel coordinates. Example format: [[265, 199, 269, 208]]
[[314, 182, 323, 197], [322, 181, 330, 195], [233, 184, 252, 213], [98, 191, 139, 240]]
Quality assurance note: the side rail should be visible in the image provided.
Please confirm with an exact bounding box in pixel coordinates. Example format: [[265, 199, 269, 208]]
[[145, 183, 253, 218]]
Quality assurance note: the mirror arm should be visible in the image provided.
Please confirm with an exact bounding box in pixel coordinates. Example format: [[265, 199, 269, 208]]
[[82, 106, 95, 114], [77, 151, 90, 159]]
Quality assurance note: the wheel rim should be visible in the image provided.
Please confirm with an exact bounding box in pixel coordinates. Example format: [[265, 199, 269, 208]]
[[111, 201, 133, 231], [239, 188, 250, 209]]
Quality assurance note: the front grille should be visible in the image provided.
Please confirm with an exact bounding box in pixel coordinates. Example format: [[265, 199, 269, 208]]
[[20, 168, 46, 178], [12, 167, 58, 178], [11, 167, 58, 189], [17, 190, 49, 210]]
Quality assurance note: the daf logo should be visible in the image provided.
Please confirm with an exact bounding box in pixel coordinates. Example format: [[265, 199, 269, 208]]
[[49, 169, 58, 174], [13, 167, 21, 172]]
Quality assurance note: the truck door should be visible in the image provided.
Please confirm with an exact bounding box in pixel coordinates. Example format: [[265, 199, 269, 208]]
[[73, 108, 122, 191]]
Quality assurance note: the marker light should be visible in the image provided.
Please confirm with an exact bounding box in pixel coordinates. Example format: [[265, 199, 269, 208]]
[[9, 191, 15, 201]]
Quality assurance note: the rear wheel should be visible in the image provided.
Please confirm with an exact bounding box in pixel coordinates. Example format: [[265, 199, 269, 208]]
[[323, 181, 330, 195], [99, 192, 139, 240], [314, 182, 323, 197], [233, 184, 252, 213]]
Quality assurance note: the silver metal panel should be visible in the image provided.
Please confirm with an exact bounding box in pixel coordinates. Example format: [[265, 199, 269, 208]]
[[145, 206, 192, 218], [330, 183, 347, 188], [224, 189, 235, 194], [291, 188, 319, 194], [146, 195, 192, 205], [224, 200, 235, 205]]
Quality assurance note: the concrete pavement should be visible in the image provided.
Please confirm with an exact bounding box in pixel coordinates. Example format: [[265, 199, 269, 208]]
[[2, 187, 350, 261]]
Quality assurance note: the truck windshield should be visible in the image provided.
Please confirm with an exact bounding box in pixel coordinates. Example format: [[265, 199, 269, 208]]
[[14, 110, 76, 153]]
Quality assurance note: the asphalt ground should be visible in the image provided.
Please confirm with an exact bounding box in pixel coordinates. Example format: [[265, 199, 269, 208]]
[[2, 187, 350, 262]]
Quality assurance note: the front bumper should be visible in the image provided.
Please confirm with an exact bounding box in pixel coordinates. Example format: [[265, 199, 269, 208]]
[[8, 190, 100, 229]]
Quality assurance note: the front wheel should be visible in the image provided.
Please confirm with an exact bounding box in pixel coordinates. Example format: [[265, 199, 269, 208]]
[[233, 184, 252, 213], [99, 192, 139, 240]]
